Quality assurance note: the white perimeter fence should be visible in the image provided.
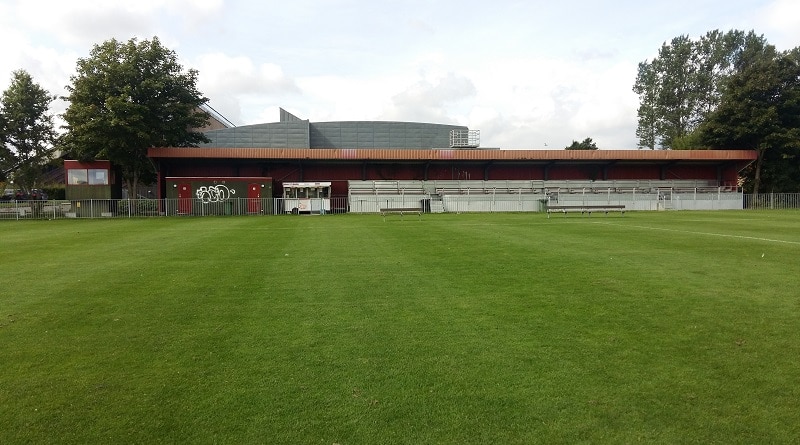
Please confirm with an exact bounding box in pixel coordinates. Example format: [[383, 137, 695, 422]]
[[1, 193, 799, 220]]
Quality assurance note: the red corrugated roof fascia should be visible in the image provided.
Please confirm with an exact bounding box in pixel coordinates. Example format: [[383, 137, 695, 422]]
[[64, 159, 112, 169], [148, 147, 758, 161]]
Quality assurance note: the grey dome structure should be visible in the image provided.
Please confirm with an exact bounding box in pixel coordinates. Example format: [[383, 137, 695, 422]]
[[200, 108, 473, 150]]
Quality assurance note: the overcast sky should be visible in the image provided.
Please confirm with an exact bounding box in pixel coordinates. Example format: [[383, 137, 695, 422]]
[[1, 0, 798, 149]]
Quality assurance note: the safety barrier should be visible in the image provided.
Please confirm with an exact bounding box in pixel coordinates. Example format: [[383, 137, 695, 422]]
[[1, 193, 797, 220]]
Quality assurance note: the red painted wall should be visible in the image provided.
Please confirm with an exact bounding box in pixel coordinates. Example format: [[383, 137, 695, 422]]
[[487, 164, 545, 180], [156, 158, 743, 199], [605, 165, 661, 180], [664, 165, 718, 181], [64, 160, 112, 170]]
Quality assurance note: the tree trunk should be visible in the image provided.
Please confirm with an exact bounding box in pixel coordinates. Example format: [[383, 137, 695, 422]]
[[131, 174, 139, 200], [752, 146, 765, 194], [124, 170, 139, 200]]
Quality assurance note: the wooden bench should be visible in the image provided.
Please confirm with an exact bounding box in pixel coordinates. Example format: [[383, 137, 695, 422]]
[[546, 204, 625, 218], [380, 207, 422, 221]]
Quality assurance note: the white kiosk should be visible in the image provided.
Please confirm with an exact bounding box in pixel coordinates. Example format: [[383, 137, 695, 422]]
[[282, 182, 331, 214]]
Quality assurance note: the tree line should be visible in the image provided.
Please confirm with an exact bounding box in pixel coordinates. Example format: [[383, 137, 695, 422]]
[[0, 37, 208, 195], [632, 29, 800, 193], [1, 31, 798, 194]]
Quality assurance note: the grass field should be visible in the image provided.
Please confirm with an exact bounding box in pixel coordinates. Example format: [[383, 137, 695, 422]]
[[2, 211, 800, 444]]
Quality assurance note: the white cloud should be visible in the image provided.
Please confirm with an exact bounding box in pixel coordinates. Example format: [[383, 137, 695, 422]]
[[449, 54, 640, 148], [1, 0, 226, 93], [191, 53, 301, 125], [567, 62, 640, 147], [759, 0, 800, 50], [1, 0, 789, 150], [296, 75, 395, 122], [384, 73, 477, 123], [17, 1, 150, 45], [283, 51, 642, 148], [0, 39, 76, 122], [194, 53, 298, 96], [14, 0, 223, 46]]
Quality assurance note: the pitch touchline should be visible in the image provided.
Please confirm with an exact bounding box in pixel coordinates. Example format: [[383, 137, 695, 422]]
[[593, 221, 800, 246]]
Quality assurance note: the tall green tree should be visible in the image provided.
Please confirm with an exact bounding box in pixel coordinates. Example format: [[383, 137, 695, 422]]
[[62, 37, 210, 193], [699, 47, 800, 193], [633, 30, 769, 149], [0, 111, 8, 180], [564, 137, 598, 150], [0, 70, 57, 188], [653, 35, 695, 148], [633, 61, 658, 149]]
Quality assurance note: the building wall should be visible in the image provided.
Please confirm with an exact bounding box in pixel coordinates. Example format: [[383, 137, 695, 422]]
[[202, 122, 311, 148], [156, 157, 745, 201], [164, 177, 273, 216], [487, 164, 545, 180], [605, 165, 662, 180], [64, 160, 120, 200], [309, 122, 466, 149], [164, 177, 271, 198], [167, 163, 238, 177], [198, 121, 467, 150], [546, 165, 604, 181], [664, 165, 721, 182]]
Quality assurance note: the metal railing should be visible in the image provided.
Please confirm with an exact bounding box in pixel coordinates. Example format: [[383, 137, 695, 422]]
[[2, 194, 799, 220], [744, 193, 800, 209], [0, 197, 350, 219]]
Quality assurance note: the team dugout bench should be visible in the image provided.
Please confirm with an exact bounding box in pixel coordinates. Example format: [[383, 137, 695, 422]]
[[546, 204, 626, 218], [380, 207, 422, 221]]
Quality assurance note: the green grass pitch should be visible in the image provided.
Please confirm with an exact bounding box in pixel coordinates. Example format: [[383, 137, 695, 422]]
[[2, 211, 799, 444]]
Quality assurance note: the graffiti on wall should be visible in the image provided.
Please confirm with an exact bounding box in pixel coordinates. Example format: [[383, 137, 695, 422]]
[[196, 185, 236, 204]]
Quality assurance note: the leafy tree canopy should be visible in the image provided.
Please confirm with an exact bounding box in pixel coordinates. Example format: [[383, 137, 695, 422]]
[[634, 29, 800, 192], [633, 30, 769, 149], [698, 47, 800, 192], [62, 36, 210, 192], [564, 137, 598, 150], [0, 70, 57, 189]]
